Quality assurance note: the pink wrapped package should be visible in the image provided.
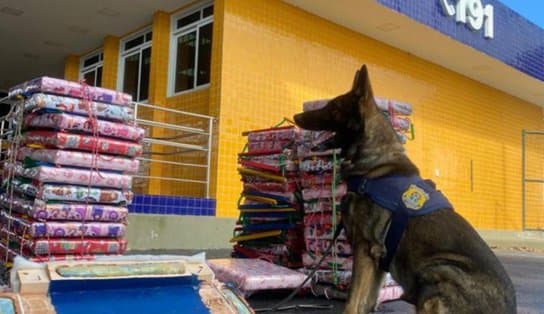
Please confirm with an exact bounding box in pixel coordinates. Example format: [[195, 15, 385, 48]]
[[1, 212, 126, 238], [9, 76, 132, 106], [378, 286, 404, 304], [299, 158, 341, 173], [300, 173, 335, 189], [303, 198, 342, 213], [22, 131, 143, 157], [24, 93, 134, 122], [305, 239, 352, 256], [246, 126, 298, 142], [302, 183, 347, 201], [12, 163, 132, 189], [24, 112, 144, 142], [12, 179, 133, 204], [208, 258, 306, 295], [302, 253, 352, 270], [247, 141, 293, 154], [304, 220, 347, 241], [0, 194, 128, 222], [208, 258, 309, 295], [18, 147, 139, 174], [243, 182, 298, 193]]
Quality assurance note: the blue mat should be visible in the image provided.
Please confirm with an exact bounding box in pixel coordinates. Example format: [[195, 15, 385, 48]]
[[50, 276, 210, 314]]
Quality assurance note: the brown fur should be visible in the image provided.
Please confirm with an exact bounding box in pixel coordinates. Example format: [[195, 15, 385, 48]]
[[293, 65, 516, 314]]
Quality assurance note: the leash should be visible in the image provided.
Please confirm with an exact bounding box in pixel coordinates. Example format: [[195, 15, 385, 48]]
[[254, 222, 344, 312]]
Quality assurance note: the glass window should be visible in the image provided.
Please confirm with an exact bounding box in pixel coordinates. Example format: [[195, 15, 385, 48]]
[[119, 30, 152, 102], [197, 23, 213, 86], [175, 31, 197, 92], [80, 51, 103, 87], [170, 3, 213, 95]]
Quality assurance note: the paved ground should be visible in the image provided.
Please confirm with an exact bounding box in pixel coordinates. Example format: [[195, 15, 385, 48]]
[[245, 250, 544, 314]]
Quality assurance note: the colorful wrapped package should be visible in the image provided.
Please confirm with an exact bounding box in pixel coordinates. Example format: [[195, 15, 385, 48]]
[[302, 252, 352, 271], [1, 229, 127, 255], [24, 112, 144, 142], [22, 131, 143, 157], [0, 194, 128, 222], [24, 93, 134, 122], [208, 258, 309, 295], [9, 77, 132, 106], [1, 212, 126, 238], [12, 163, 132, 189], [18, 147, 140, 174], [12, 179, 133, 204]]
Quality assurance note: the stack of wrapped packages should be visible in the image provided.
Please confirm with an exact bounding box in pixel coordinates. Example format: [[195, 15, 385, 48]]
[[231, 125, 305, 268], [0, 77, 142, 262], [299, 97, 412, 302]]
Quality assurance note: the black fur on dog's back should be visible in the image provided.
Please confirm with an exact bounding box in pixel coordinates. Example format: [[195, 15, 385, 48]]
[[294, 65, 516, 314]]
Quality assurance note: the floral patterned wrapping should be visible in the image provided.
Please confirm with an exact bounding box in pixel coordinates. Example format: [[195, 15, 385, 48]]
[[12, 163, 132, 189], [300, 173, 335, 189], [22, 131, 143, 157], [0, 193, 128, 222], [302, 253, 352, 271], [207, 258, 309, 295], [243, 181, 298, 193], [303, 198, 341, 213], [12, 179, 133, 204], [299, 158, 340, 173], [9, 76, 132, 106], [301, 184, 347, 201], [305, 239, 352, 256], [24, 93, 134, 122], [1, 229, 127, 255], [1, 212, 126, 238], [24, 112, 144, 142], [246, 126, 299, 142], [18, 147, 140, 174], [247, 140, 293, 154]]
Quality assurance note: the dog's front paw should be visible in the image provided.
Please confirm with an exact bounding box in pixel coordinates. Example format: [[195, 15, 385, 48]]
[[370, 244, 385, 261]]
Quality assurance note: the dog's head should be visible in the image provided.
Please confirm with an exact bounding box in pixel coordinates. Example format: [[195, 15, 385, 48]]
[[293, 65, 380, 153]]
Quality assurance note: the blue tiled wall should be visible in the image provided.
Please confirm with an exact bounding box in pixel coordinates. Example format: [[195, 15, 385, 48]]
[[128, 194, 216, 216], [377, 0, 544, 82]]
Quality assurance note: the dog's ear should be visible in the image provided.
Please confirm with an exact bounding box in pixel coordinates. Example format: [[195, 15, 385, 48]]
[[354, 65, 374, 102]]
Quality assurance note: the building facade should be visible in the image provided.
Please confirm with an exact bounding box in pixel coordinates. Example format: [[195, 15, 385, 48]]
[[63, 0, 544, 241]]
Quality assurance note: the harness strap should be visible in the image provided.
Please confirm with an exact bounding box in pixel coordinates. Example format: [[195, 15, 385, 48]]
[[378, 210, 408, 271]]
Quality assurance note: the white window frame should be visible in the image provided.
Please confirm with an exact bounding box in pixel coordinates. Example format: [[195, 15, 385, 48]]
[[117, 27, 153, 102], [79, 50, 103, 86], [168, 1, 214, 97]]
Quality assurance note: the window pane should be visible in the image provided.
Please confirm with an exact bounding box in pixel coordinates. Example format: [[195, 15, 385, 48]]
[[139, 47, 151, 101], [96, 66, 102, 87], [83, 54, 100, 68], [177, 11, 200, 29], [203, 5, 213, 18], [123, 53, 140, 101], [83, 70, 96, 86], [197, 23, 213, 86], [145, 31, 152, 42], [175, 31, 196, 93], [125, 35, 145, 51]]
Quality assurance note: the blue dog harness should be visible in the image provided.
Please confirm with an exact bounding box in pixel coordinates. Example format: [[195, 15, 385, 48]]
[[345, 175, 453, 271]]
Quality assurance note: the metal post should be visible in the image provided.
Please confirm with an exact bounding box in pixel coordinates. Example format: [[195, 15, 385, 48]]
[[205, 117, 214, 198], [521, 129, 526, 231]]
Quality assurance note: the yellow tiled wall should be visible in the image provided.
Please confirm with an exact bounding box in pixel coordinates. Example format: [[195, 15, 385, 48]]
[[101, 36, 120, 90], [64, 55, 79, 81], [62, 0, 544, 230], [212, 0, 544, 230]]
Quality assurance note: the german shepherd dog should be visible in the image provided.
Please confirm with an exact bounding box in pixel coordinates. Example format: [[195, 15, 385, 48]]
[[293, 65, 516, 314]]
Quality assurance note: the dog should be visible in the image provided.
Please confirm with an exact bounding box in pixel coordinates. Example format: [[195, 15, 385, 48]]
[[293, 65, 516, 314]]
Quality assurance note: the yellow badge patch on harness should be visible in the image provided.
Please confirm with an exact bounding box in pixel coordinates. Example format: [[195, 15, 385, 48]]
[[402, 184, 430, 210]]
